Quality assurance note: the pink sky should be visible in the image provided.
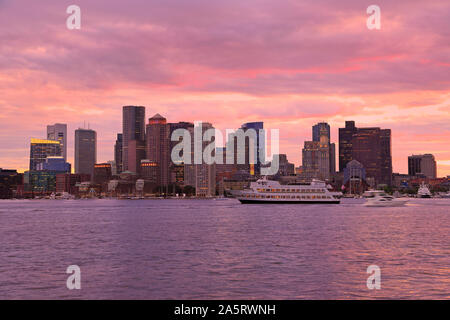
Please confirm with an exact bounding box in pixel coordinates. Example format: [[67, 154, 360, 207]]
[[0, 0, 449, 176]]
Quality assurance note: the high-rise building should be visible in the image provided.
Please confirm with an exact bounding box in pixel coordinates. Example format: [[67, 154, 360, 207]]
[[146, 114, 170, 187], [338, 121, 357, 172], [127, 139, 146, 175], [184, 123, 216, 197], [241, 122, 264, 175], [47, 123, 67, 161], [408, 154, 437, 179], [302, 122, 335, 180], [122, 106, 146, 172], [349, 127, 392, 186], [168, 121, 194, 184], [339, 122, 393, 186], [313, 122, 330, 143], [75, 128, 97, 178], [29, 138, 62, 171], [114, 133, 123, 174]]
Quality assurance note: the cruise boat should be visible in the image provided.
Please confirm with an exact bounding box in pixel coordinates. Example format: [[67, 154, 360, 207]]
[[230, 178, 341, 204], [417, 182, 432, 198]]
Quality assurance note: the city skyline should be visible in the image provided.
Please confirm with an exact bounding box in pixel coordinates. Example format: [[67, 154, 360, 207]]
[[0, 1, 449, 175], [1, 114, 449, 178]]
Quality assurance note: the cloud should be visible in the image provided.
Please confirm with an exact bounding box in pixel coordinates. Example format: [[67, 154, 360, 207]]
[[0, 0, 449, 176]]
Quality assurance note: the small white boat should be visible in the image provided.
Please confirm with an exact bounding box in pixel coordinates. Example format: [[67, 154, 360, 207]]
[[363, 191, 408, 207], [417, 183, 432, 198], [438, 192, 450, 199]]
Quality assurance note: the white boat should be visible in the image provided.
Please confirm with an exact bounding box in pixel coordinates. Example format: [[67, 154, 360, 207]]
[[417, 182, 432, 198], [230, 177, 340, 204], [439, 192, 450, 199], [363, 191, 408, 207]]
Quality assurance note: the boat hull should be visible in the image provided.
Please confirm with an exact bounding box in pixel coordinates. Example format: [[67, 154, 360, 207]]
[[238, 199, 340, 204]]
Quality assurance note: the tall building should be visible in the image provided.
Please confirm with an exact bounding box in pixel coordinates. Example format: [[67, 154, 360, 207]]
[[145, 114, 170, 187], [114, 134, 123, 174], [408, 154, 437, 179], [47, 123, 67, 161], [338, 121, 357, 172], [127, 140, 146, 175], [340, 124, 392, 186], [75, 128, 97, 178], [29, 138, 62, 171], [241, 122, 264, 175], [313, 122, 330, 143], [122, 106, 146, 172], [302, 122, 335, 180], [339, 122, 393, 186], [184, 123, 216, 197], [169, 121, 194, 184]]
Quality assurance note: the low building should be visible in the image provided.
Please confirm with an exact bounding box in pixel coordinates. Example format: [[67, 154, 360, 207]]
[[56, 173, 91, 194], [93, 163, 112, 185], [0, 169, 23, 199]]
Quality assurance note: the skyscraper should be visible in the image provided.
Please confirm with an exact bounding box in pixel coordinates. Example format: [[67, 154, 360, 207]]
[[312, 122, 330, 143], [47, 123, 67, 161], [302, 122, 335, 180], [184, 122, 216, 197], [122, 106, 145, 172], [146, 114, 170, 187], [312, 122, 335, 176], [29, 138, 62, 171], [114, 133, 123, 174], [168, 121, 194, 185], [408, 154, 437, 179], [241, 122, 264, 176], [75, 128, 97, 178], [338, 121, 357, 172], [342, 124, 392, 186]]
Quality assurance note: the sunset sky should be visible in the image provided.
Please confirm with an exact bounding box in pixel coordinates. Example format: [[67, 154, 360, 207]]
[[0, 0, 449, 176]]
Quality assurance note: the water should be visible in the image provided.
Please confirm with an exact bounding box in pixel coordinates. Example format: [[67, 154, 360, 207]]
[[0, 198, 449, 299]]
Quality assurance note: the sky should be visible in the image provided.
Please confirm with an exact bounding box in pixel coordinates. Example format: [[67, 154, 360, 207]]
[[0, 0, 449, 176]]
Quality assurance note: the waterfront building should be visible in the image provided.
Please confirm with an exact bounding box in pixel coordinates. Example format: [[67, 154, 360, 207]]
[[408, 154, 437, 179], [29, 138, 62, 171], [122, 106, 146, 172], [141, 160, 159, 184], [75, 128, 97, 178], [114, 133, 123, 174], [47, 123, 68, 161], [146, 114, 170, 187], [24, 170, 59, 193], [343, 160, 366, 194], [0, 169, 23, 199], [338, 121, 392, 186], [56, 173, 91, 194], [93, 163, 112, 186]]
